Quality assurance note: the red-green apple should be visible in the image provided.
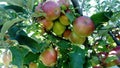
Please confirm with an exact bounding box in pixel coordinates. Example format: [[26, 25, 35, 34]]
[[40, 47, 57, 67], [73, 16, 95, 37], [69, 31, 86, 44], [29, 62, 37, 68], [42, 1, 61, 21], [40, 19, 53, 31]]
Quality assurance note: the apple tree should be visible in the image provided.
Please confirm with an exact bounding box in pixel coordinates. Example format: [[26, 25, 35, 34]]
[[0, 0, 120, 68]]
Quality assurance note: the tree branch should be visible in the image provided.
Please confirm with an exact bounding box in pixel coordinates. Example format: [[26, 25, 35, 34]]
[[71, 0, 84, 16], [108, 31, 120, 46]]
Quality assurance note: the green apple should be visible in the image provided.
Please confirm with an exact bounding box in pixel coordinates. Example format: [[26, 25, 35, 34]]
[[53, 21, 66, 36], [59, 15, 70, 26]]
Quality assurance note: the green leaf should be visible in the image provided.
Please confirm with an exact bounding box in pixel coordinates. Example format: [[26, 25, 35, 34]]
[[4, 5, 25, 13], [0, 18, 24, 40], [8, 26, 27, 39], [26, 0, 35, 11], [15, 35, 47, 53], [90, 11, 113, 27], [1, 0, 25, 8], [23, 52, 40, 64], [65, 12, 75, 23], [69, 46, 85, 68], [9, 46, 29, 68]]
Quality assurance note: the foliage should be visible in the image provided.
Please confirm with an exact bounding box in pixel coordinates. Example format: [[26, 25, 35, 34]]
[[0, 0, 120, 68]]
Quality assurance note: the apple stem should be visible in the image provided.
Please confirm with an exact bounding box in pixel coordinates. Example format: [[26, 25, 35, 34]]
[[108, 31, 120, 46], [71, 0, 84, 16]]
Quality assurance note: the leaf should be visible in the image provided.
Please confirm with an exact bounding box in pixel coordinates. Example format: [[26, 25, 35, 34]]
[[0, 18, 24, 40], [15, 35, 47, 53], [23, 52, 40, 64], [9, 46, 29, 68], [65, 12, 75, 23], [8, 26, 27, 39], [90, 11, 113, 27], [1, 0, 25, 8], [68, 46, 85, 68], [4, 5, 25, 13], [26, 0, 35, 11]]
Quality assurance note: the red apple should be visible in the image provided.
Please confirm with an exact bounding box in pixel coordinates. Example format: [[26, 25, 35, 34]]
[[29, 62, 37, 68], [40, 47, 57, 67], [63, 29, 71, 39], [53, 21, 66, 36], [73, 16, 95, 37], [40, 19, 53, 31], [42, 1, 61, 21], [69, 31, 86, 44]]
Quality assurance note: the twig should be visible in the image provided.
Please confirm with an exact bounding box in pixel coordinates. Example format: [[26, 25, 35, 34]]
[[108, 31, 120, 46], [71, 0, 84, 16]]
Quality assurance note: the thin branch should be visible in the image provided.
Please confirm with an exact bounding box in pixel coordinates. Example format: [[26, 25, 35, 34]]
[[71, 0, 84, 16], [108, 31, 120, 46]]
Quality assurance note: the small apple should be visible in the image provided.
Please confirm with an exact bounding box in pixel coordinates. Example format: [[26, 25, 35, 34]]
[[35, 3, 42, 12], [59, 15, 70, 26], [40, 47, 57, 67], [73, 16, 95, 37], [53, 21, 66, 36], [29, 62, 37, 68], [63, 29, 71, 39], [57, 0, 70, 8], [69, 31, 86, 44], [42, 1, 61, 21], [40, 19, 53, 31], [2, 51, 12, 66]]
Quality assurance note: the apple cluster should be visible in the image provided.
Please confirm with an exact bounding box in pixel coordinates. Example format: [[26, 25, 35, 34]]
[[35, 0, 95, 45]]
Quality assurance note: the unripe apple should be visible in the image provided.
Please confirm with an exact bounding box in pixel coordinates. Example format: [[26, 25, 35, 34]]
[[2, 51, 12, 66], [42, 1, 61, 21], [63, 29, 71, 39], [40, 47, 57, 67], [69, 31, 86, 44], [29, 62, 37, 68], [59, 15, 70, 26], [53, 21, 66, 36], [73, 16, 95, 37], [40, 19, 53, 31]]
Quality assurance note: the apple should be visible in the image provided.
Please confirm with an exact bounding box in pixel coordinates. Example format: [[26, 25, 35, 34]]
[[57, 0, 70, 8], [42, 1, 61, 21], [73, 16, 95, 37], [40, 19, 53, 31], [35, 3, 42, 12], [63, 29, 71, 39], [109, 46, 120, 58], [69, 31, 86, 44], [29, 62, 37, 68], [2, 51, 12, 66], [53, 21, 66, 36], [59, 15, 70, 26], [40, 47, 57, 67]]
